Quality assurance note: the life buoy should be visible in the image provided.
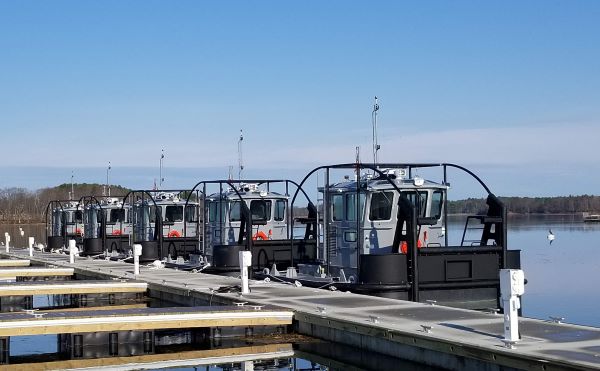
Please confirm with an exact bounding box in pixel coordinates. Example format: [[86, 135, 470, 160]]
[[252, 231, 268, 241], [168, 230, 181, 238], [75, 228, 83, 236], [112, 229, 122, 236], [400, 240, 423, 254]]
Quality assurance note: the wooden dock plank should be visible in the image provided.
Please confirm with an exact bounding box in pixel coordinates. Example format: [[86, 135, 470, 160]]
[[0, 267, 73, 278], [0, 259, 30, 267], [0, 280, 147, 296], [1, 344, 294, 371], [0, 306, 293, 336]]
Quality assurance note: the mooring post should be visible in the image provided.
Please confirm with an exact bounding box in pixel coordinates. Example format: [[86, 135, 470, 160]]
[[241, 360, 254, 371], [239, 250, 252, 295], [28, 237, 34, 257], [500, 269, 525, 344], [133, 243, 142, 276], [69, 239, 77, 264], [4, 233, 9, 253]]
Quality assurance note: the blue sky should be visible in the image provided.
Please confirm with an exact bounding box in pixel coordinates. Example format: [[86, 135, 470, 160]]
[[0, 1, 599, 197]]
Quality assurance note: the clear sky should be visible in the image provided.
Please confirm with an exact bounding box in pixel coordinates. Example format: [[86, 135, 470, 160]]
[[0, 1, 599, 197]]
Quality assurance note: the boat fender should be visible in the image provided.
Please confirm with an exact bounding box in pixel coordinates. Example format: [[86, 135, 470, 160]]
[[112, 229, 122, 236]]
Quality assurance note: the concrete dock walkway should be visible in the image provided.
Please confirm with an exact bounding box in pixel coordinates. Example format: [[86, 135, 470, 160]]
[[3, 249, 599, 371]]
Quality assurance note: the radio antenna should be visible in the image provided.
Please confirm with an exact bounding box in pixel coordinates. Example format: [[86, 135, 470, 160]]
[[238, 130, 244, 180], [372, 96, 380, 167]]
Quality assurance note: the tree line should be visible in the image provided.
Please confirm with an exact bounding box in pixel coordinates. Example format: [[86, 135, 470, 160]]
[[0, 184, 129, 223], [1, 185, 599, 223], [447, 195, 600, 215]]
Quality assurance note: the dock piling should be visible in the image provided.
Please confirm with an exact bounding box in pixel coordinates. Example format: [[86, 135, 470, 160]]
[[134, 244, 142, 276], [69, 239, 77, 264], [28, 237, 34, 257], [239, 250, 251, 295]]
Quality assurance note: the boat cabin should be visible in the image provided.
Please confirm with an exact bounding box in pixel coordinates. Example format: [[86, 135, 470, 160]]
[[129, 190, 201, 262], [45, 200, 84, 251], [283, 163, 521, 310]]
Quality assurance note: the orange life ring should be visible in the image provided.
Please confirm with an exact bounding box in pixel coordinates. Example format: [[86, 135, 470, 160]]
[[112, 229, 122, 236], [168, 230, 181, 238], [252, 231, 268, 241]]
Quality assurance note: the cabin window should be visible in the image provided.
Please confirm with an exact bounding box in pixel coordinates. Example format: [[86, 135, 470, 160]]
[[185, 205, 198, 222], [229, 201, 241, 222], [404, 191, 428, 218], [250, 200, 272, 221], [165, 206, 183, 222], [74, 210, 83, 223], [369, 192, 394, 221], [109, 209, 126, 223], [332, 194, 344, 221], [149, 206, 158, 223], [208, 201, 226, 223], [346, 193, 366, 221], [431, 190, 443, 219], [274, 200, 286, 221]]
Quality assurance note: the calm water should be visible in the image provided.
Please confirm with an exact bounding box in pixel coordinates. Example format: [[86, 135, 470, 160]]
[[1, 216, 599, 369]]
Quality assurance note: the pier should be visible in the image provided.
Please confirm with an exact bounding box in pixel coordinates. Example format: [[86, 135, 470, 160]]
[[1, 343, 295, 371], [0, 306, 292, 336], [0, 280, 147, 296], [3, 249, 600, 371], [0, 267, 73, 278]]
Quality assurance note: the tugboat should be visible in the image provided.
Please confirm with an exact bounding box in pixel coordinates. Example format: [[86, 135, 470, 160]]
[[126, 190, 202, 263], [45, 200, 84, 251], [184, 179, 318, 274], [79, 196, 132, 257], [222, 163, 521, 310]]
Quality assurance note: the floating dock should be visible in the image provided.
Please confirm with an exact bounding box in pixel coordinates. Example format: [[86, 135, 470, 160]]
[[0, 280, 147, 296], [0, 305, 292, 337], [0, 259, 30, 267], [1, 343, 294, 371], [0, 267, 73, 278], [3, 249, 600, 371]]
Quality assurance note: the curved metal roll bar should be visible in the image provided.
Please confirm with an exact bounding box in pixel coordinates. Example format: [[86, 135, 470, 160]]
[[289, 163, 505, 289], [184, 179, 314, 253]]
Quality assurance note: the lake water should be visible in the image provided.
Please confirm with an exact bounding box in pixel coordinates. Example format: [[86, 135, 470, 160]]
[[1, 216, 599, 369]]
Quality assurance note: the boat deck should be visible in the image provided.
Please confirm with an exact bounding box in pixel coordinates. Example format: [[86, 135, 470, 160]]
[[2, 248, 599, 371]]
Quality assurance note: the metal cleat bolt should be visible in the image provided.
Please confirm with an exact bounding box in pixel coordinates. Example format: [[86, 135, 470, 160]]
[[369, 315, 380, 324], [501, 339, 518, 349], [252, 305, 264, 311], [485, 308, 500, 315], [234, 302, 248, 307], [317, 306, 327, 314], [549, 316, 565, 324], [425, 300, 437, 306], [420, 324, 433, 333]]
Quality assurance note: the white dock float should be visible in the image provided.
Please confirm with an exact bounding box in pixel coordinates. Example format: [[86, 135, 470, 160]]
[[0, 267, 73, 278], [0, 306, 293, 336], [0, 344, 294, 371], [0, 259, 30, 267], [0, 280, 147, 296]]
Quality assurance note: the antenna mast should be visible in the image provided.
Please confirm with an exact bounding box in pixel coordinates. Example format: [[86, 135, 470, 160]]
[[238, 130, 244, 180], [159, 149, 165, 189], [70, 171, 74, 200], [372, 96, 380, 167], [106, 161, 112, 197]]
